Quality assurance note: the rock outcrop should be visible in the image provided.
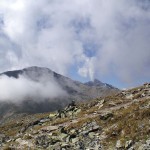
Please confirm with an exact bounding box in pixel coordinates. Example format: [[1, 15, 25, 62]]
[[0, 83, 149, 149]]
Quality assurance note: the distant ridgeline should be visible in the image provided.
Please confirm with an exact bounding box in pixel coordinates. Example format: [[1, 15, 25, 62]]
[[0, 66, 119, 119]]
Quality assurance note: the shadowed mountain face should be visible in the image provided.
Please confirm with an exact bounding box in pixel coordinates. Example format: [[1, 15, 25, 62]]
[[0, 66, 119, 119], [84, 79, 115, 89]]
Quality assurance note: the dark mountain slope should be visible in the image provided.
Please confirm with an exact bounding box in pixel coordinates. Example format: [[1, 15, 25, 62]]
[[0, 66, 119, 120], [85, 79, 116, 89]]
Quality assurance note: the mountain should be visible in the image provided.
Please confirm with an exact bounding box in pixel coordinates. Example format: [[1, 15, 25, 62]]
[[0, 83, 149, 149], [0, 66, 119, 120], [85, 79, 115, 89]]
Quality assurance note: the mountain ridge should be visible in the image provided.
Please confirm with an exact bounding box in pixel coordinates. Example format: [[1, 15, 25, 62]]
[[0, 83, 149, 149], [0, 66, 117, 89], [0, 66, 119, 120], [84, 78, 116, 89]]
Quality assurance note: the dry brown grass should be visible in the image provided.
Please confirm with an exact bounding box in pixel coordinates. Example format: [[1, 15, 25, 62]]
[[66, 117, 93, 130], [52, 117, 70, 125], [102, 99, 150, 143]]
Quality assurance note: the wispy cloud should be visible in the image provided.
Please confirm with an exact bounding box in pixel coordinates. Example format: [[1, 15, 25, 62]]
[[0, 74, 66, 102], [0, 0, 149, 87]]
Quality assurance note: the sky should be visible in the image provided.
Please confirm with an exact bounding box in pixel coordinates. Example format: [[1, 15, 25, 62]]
[[0, 0, 150, 88]]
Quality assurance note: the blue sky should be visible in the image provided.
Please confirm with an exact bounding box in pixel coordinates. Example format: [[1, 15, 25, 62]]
[[0, 0, 150, 89]]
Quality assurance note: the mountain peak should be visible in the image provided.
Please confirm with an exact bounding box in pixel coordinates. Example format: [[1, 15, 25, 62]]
[[93, 78, 103, 84], [85, 79, 104, 87], [0, 66, 54, 79], [0, 66, 118, 115], [85, 79, 117, 89], [23, 66, 51, 71]]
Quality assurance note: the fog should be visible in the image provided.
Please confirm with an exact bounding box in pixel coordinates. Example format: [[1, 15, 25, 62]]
[[0, 74, 66, 102]]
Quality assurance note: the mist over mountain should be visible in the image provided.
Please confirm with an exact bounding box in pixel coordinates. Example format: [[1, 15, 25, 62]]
[[0, 1, 149, 148], [0, 66, 119, 120]]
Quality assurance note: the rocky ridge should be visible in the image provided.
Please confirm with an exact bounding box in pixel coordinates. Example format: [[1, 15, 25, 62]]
[[0, 66, 118, 120], [0, 83, 149, 149]]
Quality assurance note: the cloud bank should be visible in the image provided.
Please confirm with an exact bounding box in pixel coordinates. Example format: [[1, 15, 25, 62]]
[[0, 0, 150, 87], [0, 75, 66, 102]]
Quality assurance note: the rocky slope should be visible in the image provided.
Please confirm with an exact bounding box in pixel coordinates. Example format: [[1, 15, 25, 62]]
[[0, 66, 118, 120], [0, 83, 149, 149]]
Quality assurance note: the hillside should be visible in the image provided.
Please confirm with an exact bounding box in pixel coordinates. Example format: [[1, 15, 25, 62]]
[[0, 66, 118, 120], [0, 83, 149, 149]]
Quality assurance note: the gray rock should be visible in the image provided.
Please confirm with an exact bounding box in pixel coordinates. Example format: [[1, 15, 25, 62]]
[[49, 113, 56, 118], [59, 133, 68, 141], [41, 125, 58, 132], [126, 94, 133, 99], [40, 118, 50, 123], [116, 140, 124, 149], [35, 135, 56, 148], [99, 99, 105, 105], [141, 93, 146, 97], [138, 139, 150, 150], [88, 132, 96, 139], [125, 140, 133, 149], [0, 134, 9, 145], [138, 144, 150, 150], [100, 112, 113, 120], [71, 137, 79, 143], [61, 142, 71, 149], [146, 139, 150, 146], [128, 147, 134, 150]]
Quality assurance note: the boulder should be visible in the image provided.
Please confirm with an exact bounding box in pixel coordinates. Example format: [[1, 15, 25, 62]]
[[99, 99, 105, 105], [40, 118, 50, 123], [125, 140, 133, 149], [58, 133, 68, 141], [0, 134, 9, 146], [61, 142, 71, 149], [15, 138, 33, 147], [116, 140, 124, 149], [146, 139, 150, 146], [100, 112, 113, 120], [49, 113, 56, 118], [71, 137, 79, 143], [41, 126, 58, 132], [35, 135, 52, 148], [126, 94, 133, 99]]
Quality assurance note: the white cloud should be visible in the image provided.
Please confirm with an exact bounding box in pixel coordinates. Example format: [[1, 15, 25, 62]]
[[78, 55, 95, 80], [0, 74, 66, 102], [0, 0, 149, 87]]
